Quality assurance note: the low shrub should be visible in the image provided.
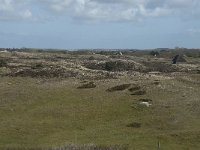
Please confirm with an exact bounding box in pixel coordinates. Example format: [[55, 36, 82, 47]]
[[0, 59, 7, 67]]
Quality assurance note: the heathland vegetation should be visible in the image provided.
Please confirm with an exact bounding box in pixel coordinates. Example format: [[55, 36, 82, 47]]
[[0, 48, 200, 150]]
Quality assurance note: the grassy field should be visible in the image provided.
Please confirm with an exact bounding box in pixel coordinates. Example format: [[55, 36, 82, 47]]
[[0, 74, 200, 150], [0, 49, 200, 149]]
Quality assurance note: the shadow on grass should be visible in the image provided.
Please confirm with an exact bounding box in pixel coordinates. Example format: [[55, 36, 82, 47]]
[[106, 84, 131, 92]]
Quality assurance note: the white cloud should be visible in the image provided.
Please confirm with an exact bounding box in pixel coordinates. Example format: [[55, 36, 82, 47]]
[[38, 0, 200, 22], [187, 28, 200, 34], [0, 0, 200, 22], [0, 0, 32, 21]]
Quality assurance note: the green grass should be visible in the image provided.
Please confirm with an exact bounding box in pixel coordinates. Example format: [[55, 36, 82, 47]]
[[0, 76, 200, 150]]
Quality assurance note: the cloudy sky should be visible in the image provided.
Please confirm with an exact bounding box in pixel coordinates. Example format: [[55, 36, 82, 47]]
[[0, 0, 200, 49]]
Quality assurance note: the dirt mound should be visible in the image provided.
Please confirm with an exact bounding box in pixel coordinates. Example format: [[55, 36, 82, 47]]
[[106, 84, 131, 92], [3, 63, 121, 79], [126, 122, 141, 128], [77, 82, 96, 89], [142, 61, 178, 73], [128, 85, 141, 92], [84, 60, 144, 72], [131, 90, 146, 95], [10, 67, 78, 78]]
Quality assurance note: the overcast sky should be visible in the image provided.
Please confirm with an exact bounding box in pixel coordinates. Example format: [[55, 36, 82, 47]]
[[0, 0, 200, 49]]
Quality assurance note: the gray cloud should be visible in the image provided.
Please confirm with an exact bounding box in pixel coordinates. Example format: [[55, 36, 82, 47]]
[[0, 0, 32, 21], [36, 0, 200, 22], [0, 0, 200, 22]]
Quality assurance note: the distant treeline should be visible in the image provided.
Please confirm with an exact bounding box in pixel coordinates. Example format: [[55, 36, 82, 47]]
[[1, 47, 200, 58]]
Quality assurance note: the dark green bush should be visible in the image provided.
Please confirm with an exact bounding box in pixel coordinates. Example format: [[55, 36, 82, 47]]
[[0, 59, 7, 67], [149, 51, 159, 56]]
